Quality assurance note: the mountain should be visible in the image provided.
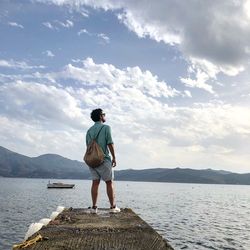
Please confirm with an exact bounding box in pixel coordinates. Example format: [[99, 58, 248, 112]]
[[0, 146, 250, 185], [115, 168, 250, 185], [0, 146, 90, 179]]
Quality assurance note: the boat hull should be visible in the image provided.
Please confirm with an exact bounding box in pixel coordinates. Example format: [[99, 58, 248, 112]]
[[47, 183, 75, 189]]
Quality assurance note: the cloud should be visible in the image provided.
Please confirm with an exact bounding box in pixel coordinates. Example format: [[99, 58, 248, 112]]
[[0, 80, 86, 130], [77, 28, 90, 36], [180, 70, 215, 94], [184, 90, 192, 98], [8, 22, 24, 29], [79, 9, 89, 17], [97, 33, 110, 44], [1, 57, 250, 172], [115, 1, 250, 73], [0, 59, 45, 70], [35, 0, 250, 89], [0, 116, 84, 160], [77, 29, 110, 45], [55, 19, 74, 28], [43, 20, 74, 30], [57, 57, 181, 98], [42, 21, 56, 30], [44, 50, 55, 57]]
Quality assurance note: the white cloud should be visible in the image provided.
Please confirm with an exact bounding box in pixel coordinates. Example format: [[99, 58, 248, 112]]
[[57, 57, 181, 98], [183, 90, 192, 98], [43, 20, 74, 30], [117, 11, 181, 45], [79, 8, 89, 18], [42, 21, 56, 30], [8, 22, 24, 29], [0, 116, 84, 160], [115, 0, 250, 83], [77, 30, 110, 45], [0, 59, 45, 70], [115, 101, 250, 172], [97, 33, 110, 43], [2, 1, 250, 173], [44, 50, 55, 57], [56, 19, 74, 28], [35, 0, 250, 91], [77, 28, 90, 36], [0, 80, 86, 130], [1, 58, 250, 172], [180, 70, 215, 94]]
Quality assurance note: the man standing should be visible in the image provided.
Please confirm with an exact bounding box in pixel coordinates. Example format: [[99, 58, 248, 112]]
[[85, 108, 120, 213]]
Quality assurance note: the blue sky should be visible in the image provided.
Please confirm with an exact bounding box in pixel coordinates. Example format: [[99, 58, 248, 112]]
[[1, 0, 250, 173]]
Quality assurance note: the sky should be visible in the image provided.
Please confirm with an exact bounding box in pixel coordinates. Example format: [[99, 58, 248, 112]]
[[1, 0, 250, 173]]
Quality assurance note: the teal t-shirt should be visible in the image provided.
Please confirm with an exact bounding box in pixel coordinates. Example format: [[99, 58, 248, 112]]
[[86, 122, 113, 162]]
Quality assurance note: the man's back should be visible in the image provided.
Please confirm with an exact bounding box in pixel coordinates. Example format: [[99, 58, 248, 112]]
[[86, 121, 113, 162]]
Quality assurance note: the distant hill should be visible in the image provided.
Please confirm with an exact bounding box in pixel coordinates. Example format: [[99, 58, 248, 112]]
[[0, 146, 90, 179], [0, 146, 250, 185], [115, 168, 250, 185]]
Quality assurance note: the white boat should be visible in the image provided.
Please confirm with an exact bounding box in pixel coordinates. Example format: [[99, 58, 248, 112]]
[[47, 181, 75, 189]]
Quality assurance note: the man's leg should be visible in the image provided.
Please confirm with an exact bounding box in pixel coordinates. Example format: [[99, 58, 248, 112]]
[[106, 180, 115, 207], [91, 179, 100, 207]]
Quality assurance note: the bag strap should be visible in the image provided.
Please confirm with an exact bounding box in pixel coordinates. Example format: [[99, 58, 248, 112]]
[[94, 125, 104, 140]]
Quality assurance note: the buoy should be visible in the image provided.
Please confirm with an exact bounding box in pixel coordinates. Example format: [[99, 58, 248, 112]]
[[24, 223, 44, 240], [50, 211, 59, 220], [56, 206, 65, 213], [23, 206, 65, 241], [38, 218, 51, 226]]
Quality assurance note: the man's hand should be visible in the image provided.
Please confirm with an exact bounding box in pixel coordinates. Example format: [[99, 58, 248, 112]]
[[112, 158, 116, 168]]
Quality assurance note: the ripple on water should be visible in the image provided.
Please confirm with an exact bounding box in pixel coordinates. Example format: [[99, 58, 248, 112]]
[[1, 179, 250, 250]]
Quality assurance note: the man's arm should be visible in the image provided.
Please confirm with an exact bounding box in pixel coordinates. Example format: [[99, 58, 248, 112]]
[[108, 143, 116, 167]]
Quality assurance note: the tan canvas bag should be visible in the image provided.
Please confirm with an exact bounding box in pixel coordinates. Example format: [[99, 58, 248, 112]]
[[84, 126, 105, 168]]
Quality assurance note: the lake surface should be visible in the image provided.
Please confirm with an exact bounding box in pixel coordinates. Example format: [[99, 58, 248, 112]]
[[0, 178, 250, 250]]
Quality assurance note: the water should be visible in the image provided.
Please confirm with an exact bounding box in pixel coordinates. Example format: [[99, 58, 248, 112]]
[[1, 178, 250, 250]]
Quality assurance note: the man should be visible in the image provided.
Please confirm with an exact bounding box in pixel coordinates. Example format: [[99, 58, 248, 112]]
[[85, 108, 120, 213]]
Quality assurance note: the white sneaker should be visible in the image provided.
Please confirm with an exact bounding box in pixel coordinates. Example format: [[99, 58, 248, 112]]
[[88, 206, 98, 214], [110, 206, 121, 213]]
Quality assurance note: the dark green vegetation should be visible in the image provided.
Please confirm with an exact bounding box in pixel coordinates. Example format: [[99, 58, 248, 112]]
[[1, 146, 249, 184], [0, 146, 89, 179]]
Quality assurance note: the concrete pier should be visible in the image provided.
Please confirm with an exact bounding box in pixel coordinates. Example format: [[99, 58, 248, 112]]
[[16, 208, 174, 250]]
